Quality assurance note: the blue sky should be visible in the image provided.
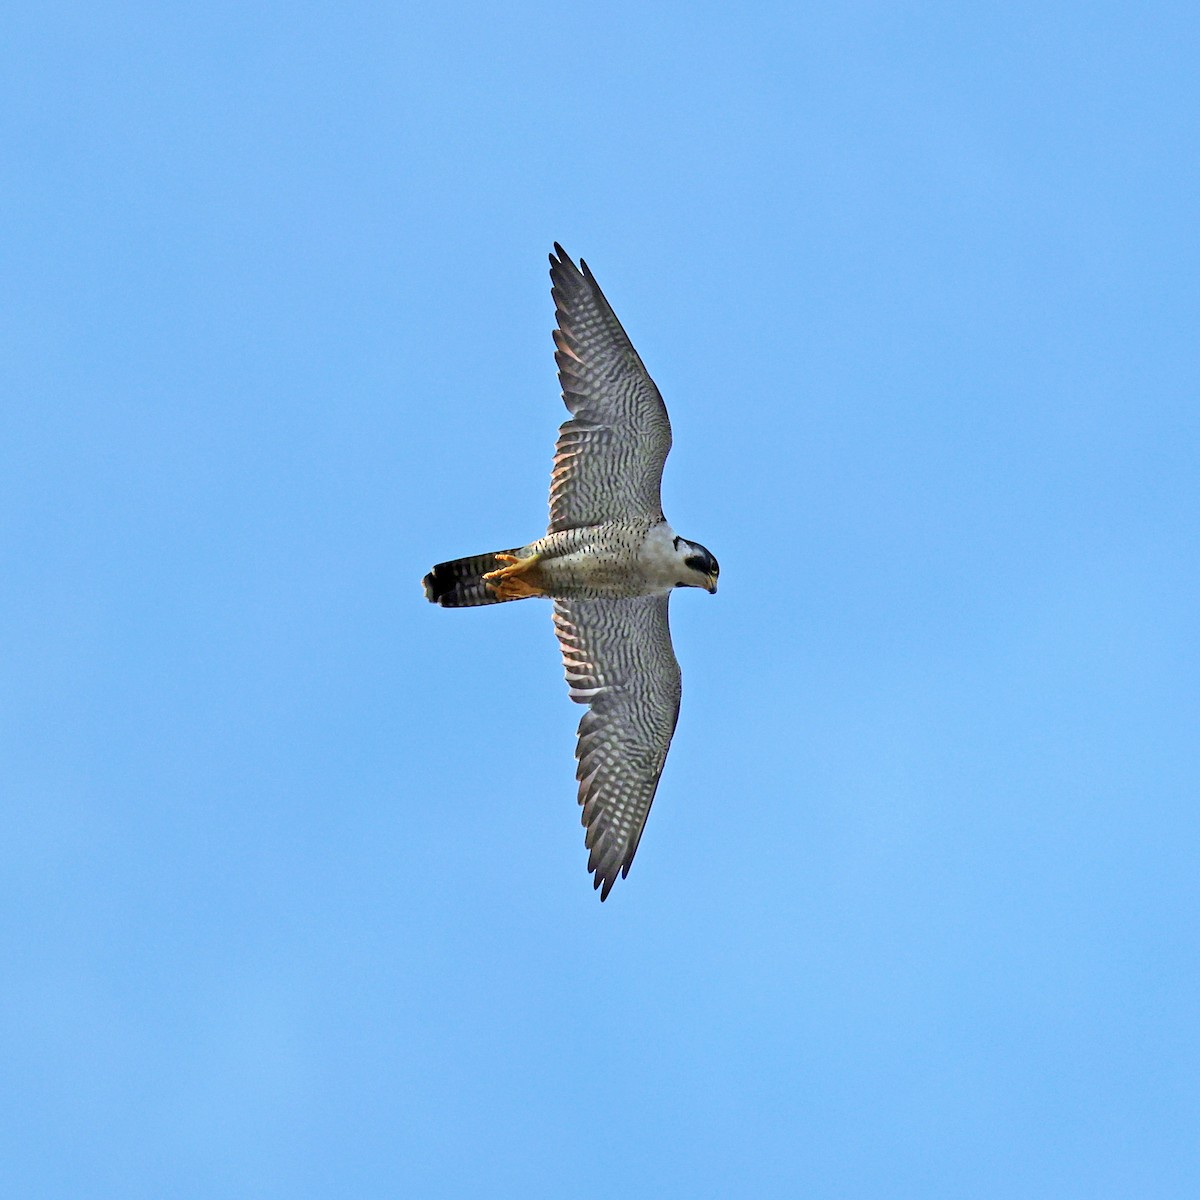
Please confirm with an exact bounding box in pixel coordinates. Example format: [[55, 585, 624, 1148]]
[[3, 3, 1198, 1196]]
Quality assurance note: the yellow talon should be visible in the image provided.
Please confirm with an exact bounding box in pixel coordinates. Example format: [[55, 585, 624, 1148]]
[[483, 552, 545, 600]]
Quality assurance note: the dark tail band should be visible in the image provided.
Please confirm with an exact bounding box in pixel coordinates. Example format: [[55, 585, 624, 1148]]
[[422, 550, 521, 607]]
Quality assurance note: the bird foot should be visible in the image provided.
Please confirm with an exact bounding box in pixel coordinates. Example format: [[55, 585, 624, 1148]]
[[483, 553, 545, 600]]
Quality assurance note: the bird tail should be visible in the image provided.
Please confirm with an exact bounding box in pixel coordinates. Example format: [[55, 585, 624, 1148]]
[[422, 550, 522, 608]]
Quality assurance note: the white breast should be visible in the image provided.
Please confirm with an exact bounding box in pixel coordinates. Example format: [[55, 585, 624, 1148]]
[[637, 522, 682, 589]]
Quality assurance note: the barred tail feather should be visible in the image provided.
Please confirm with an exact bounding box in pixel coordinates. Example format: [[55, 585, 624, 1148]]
[[422, 550, 521, 607]]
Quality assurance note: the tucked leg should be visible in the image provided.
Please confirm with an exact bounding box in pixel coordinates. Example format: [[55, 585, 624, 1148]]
[[482, 553, 545, 600]]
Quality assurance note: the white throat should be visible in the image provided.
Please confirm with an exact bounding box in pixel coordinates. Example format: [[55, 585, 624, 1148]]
[[638, 523, 684, 589]]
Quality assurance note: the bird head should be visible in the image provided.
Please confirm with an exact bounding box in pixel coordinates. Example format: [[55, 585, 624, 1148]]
[[673, 537, 719, 594]]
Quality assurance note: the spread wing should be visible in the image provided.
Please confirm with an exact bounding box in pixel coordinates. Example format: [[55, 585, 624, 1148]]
[[552, 594, 682, 899], [548, 244, 673, 533]]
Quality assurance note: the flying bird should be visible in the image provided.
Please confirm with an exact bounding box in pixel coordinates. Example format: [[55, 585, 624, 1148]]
[[422, 245, 718, 899]]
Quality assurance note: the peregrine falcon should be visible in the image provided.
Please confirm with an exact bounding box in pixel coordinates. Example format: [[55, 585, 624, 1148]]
[[422, 245, 718, 900]]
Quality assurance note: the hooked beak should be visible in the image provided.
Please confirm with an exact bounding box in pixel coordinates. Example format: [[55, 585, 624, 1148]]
[[706, 573, 718, 595]]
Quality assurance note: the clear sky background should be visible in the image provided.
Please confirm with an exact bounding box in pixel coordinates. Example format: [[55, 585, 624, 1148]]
[[4, 3, 1198, 1197]]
